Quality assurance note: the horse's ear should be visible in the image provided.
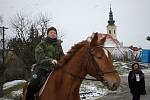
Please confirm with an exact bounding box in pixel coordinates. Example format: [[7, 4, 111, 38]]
[[90, 32, 98, 47], [99, 36, 106, 46]]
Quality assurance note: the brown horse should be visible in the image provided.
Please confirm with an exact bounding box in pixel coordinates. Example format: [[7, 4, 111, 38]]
[[23, 33, 120, 100]]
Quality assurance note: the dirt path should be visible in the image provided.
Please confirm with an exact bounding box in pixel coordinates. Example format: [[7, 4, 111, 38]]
[[96, 74, 150, 100]]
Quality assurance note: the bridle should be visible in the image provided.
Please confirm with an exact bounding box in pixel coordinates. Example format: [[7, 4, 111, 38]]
[[61, 46, 118, 82]]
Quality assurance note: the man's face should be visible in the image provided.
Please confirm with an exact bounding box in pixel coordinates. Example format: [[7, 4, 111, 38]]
[[133, 64, 139, 73], [48, 30, 57, 38]]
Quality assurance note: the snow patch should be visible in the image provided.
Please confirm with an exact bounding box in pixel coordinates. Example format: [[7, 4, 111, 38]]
[[80, 81, 109, 100], [3, 80, 26, 90], [11, 89, 23, 98]]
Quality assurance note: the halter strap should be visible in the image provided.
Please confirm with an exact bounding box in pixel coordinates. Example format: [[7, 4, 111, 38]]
[[88, 48, 118, 81], [61, 47, 117, 81]]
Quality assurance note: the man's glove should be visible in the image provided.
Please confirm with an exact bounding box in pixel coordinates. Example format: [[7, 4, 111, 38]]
[[52, 59, 58, 65]]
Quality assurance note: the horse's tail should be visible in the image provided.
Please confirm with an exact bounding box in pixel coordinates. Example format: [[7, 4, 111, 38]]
[[22, 82, 29, 100]]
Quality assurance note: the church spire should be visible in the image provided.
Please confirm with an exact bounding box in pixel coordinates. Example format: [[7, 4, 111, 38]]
[[107, 3, 117, 39], [108, 3, 115, 25]]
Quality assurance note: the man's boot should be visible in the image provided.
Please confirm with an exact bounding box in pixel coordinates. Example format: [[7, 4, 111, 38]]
[[26, 86, 36, 100]]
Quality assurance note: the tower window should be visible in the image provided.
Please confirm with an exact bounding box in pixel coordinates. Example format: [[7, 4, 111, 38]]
[[114, 30, 116, 34], [109, 30, 111, 34]]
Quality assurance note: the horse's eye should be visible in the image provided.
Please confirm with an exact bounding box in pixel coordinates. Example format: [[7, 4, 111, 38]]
[[97, 56, 102, 59]]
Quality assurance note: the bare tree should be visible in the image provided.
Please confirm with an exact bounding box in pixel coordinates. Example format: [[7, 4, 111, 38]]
[[10, 13, 31, 42], [57, 28, 65, 40], [8, 13, 53, 66], [35, 13, 51, 38], [34, 13, 64, 40]]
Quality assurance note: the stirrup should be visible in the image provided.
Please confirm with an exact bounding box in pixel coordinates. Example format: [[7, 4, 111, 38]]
[[34, 93, 40, 100]]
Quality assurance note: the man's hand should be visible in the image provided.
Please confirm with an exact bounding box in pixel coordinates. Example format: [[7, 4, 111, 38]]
[[52, 59, 58, 65]]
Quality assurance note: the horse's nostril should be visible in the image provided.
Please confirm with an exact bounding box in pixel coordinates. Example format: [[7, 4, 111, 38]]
[[103, 80, 119, 91], [113, 83, 116, 87], [113, 82, 118, 89]]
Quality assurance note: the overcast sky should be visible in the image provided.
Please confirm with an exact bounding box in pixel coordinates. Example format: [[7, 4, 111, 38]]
[[0, 0, 150, 52]]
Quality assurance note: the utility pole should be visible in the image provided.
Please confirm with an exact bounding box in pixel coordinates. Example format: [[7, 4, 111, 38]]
[[0, 26, 8, 65], [0, 26, 8, 97]]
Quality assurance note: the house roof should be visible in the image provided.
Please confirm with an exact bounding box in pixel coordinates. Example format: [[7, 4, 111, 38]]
[[97, 33, 122, 47]]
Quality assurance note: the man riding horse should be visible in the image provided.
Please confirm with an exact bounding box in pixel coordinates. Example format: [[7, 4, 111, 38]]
[[26, 27, 64, 100]]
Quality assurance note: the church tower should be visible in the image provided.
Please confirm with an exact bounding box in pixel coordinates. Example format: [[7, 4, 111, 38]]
[[107, 5, 117, 39]]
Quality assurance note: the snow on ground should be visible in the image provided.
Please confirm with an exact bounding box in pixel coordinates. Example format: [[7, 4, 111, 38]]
[[0, 62, 149, 100], [3, 80, 26, 90], [142, 68, 150, 74], [11, 89, 23, 98], [0, 80, 26, 100], [80, 80, 120, 100], [0, 89, 23, 100], [0, 98, 12, 100], [80, 82, 109, 100]]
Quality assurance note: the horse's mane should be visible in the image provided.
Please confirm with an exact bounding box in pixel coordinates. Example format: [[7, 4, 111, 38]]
[[59, 40, 88, 66]]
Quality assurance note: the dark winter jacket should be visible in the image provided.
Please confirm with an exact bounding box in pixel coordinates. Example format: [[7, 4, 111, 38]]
[[128, 71, 146, 95], [34, 37, 64, 71]]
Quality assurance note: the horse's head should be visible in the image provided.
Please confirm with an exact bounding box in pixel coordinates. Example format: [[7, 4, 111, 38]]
[[86, 33, 120, 91]]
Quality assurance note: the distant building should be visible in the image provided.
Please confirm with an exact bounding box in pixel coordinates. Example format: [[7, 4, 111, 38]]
[[97, 5, 141, 61], [98, 33, 123, 53], [97, 5, 122, 53], [107, 5, 117, 40], [98, 33, 122, 47]]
